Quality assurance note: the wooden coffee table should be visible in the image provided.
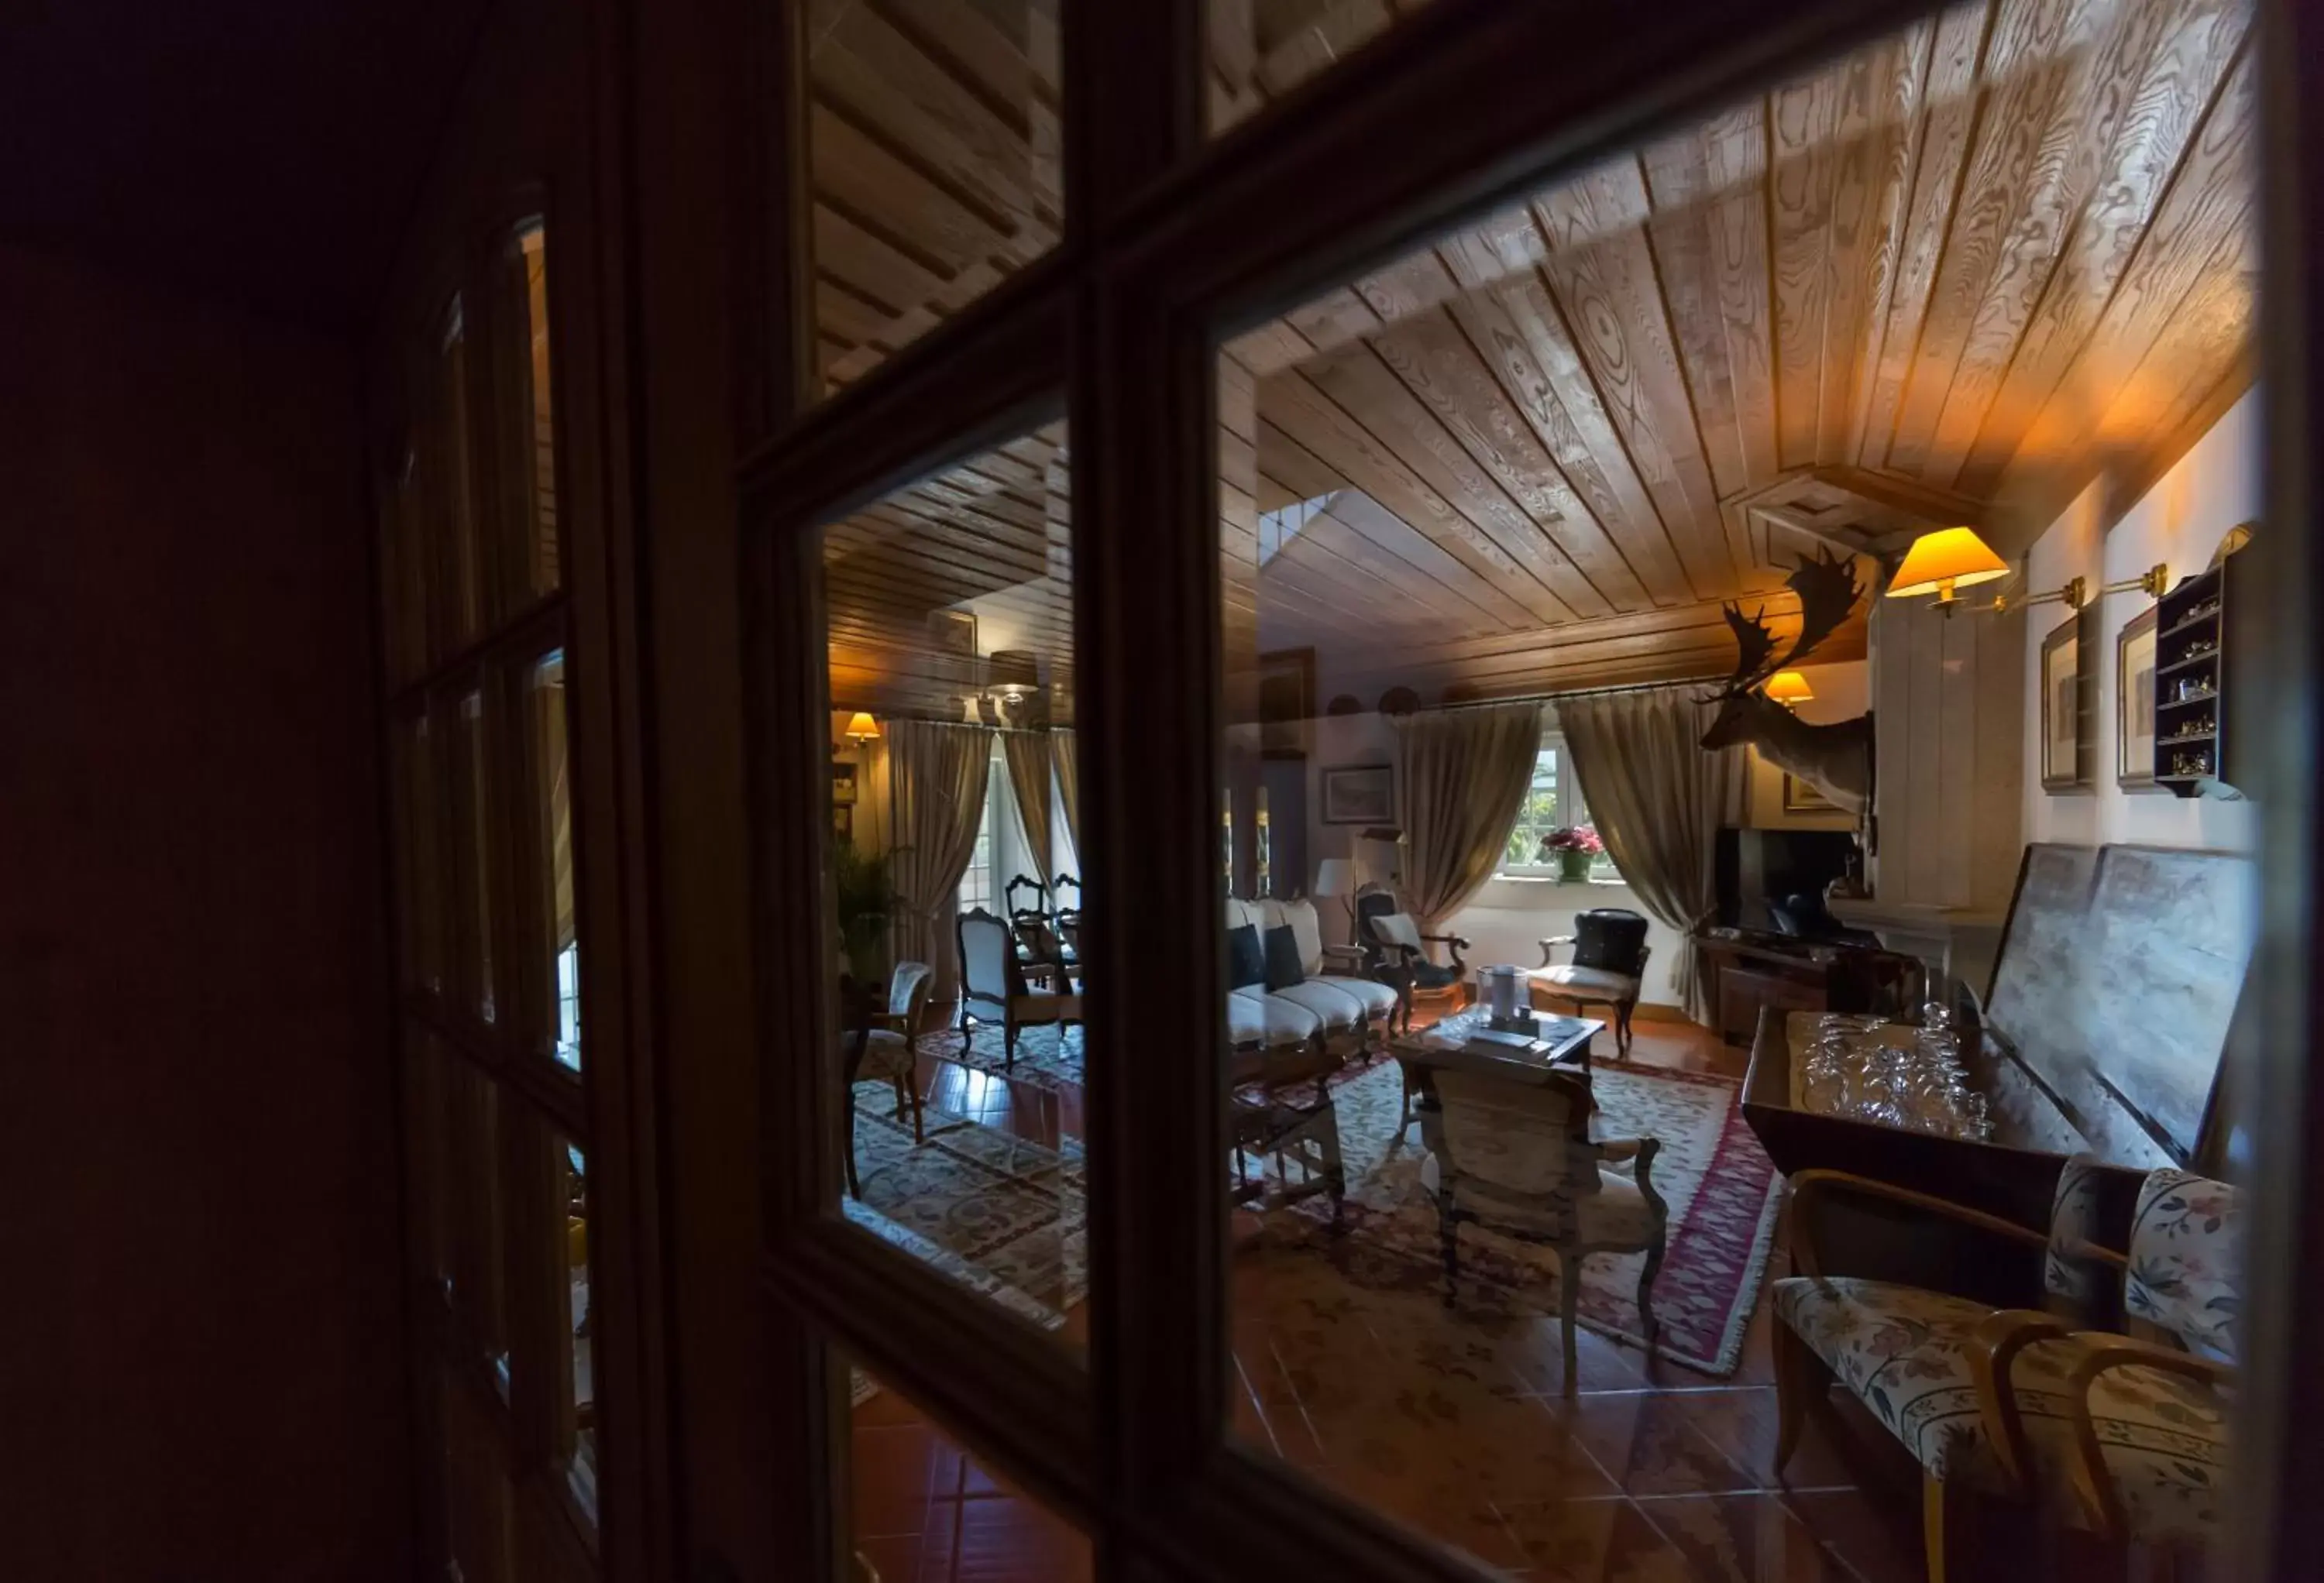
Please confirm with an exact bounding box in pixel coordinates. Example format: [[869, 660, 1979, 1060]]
[[1388, 1007, 1603, 1143]]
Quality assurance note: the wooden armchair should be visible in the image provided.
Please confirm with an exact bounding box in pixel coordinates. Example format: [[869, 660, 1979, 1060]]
[[1422, 1056, 1666, 1391], [1009, 869, 1078, 980], [837, 965, 937, 1195], [1529, 907, 1652, 1054], [957, 906, 1080, 1067], [1772, 1160, 2236, 1581], [1050, 871, 1081, 957], [1354, 884, 1469, 1032]]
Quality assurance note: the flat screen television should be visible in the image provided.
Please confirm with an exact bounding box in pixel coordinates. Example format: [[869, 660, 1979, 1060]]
[[1714, 827, 1859, 931]]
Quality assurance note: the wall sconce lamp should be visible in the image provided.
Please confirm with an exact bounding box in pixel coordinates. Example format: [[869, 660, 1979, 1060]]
[[1886, 526, 2168, 617], [842, 711, 881, 747], [1763, 670, 1815, 708]]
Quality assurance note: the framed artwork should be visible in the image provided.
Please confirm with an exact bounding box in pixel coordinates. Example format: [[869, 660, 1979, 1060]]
[[1782, 771, 1840, 814], [2040, 613, 2090, 792], [927, 608, 978, 657], [833, 805, 854, 843], [927, 608, 979, 699], [2116, 604, 2161, 789], [1256, 647, 1315, 757], [1320, 763, 1395, 825], [830, 760, 858, 806]]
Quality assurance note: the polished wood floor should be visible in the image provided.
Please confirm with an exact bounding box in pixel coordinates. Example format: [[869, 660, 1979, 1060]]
[[848, 1015, 1941, 1581]]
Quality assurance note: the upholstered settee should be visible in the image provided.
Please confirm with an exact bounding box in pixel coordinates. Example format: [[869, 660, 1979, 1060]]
[[1223, 896, 1401, 1061]]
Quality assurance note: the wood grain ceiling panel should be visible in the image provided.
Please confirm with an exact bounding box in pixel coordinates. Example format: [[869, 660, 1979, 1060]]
[[1437, 252, 1696, 607], [1533, 167, 1738, 601], [1954, 0, 2245, 493], [1366, 309, 1654, 612], [813, 0, 2251, 709], [1855, 2, 1994, 474], [1298, 338, 1601, 621]]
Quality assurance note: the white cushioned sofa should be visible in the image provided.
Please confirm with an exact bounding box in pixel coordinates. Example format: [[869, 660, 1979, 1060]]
[[1223, 896, 1400, 1056]]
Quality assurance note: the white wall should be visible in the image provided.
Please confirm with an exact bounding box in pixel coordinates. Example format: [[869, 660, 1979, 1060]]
[[1870, 568, 2028, 910], [2020, 390, 2260, 853]]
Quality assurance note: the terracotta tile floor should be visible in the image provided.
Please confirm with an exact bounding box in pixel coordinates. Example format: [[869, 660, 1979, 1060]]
[[850, 1014, 1948, 1581]]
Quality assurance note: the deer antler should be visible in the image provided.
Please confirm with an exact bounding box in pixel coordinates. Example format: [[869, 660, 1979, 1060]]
[[1776, 546, 1864, 673], [1708, 548, 1865, 700], [1713, 602, 1780, 699]]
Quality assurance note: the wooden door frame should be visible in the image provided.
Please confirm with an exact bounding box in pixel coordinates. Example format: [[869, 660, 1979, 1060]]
[[365, 0, 674, 1575], [624, 0, 2324, 1578]]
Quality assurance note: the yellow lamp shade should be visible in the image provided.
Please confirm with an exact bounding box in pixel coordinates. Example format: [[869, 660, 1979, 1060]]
[[843, 710, 881, 743], [1764, 670, 1815, 705], [1886, 527, 2010, 600]]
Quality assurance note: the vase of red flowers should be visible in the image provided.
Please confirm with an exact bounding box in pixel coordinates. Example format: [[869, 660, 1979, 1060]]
[[1541, 824, 1604, 884]]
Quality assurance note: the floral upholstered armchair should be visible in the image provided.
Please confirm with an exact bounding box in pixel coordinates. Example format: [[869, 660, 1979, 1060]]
[[1769, 1159, 2239, 1581]]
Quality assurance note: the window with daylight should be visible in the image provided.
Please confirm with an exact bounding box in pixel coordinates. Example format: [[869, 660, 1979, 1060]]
[[1501, 734, 1618, 881], [958, 778, 997, 918]]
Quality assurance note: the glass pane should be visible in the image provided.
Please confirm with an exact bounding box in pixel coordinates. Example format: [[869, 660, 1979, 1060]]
[[1205, 0, 1432, 137], [502, 220, 560, 601], [820, 422, 1086, 1348], [447, 1059, 511, 1389], [846, 1355, 1092, 1583], [440, 1359, 517, 1583], [404, 1031, 455, 1307], [528, 651, 579, 1070], [393, 709, 448, 996], [432, 297, 485, 648], [555, 1134, 596, 1515], [803, 0, 1061, 400], [1215, 0, 2257, 1575], [457, 688, 500, 1025], [379, 448, 430, 682]]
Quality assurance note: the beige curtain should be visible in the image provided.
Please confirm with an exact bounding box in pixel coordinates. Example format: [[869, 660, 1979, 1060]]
[[1000, 730, 1054, 891], [1556, 685, 1746, 1024], [1050, 730, 1078, 858], [1391, 701, 1545, 932], [885, 719, 992, 998], [549, 752, 573, 952]]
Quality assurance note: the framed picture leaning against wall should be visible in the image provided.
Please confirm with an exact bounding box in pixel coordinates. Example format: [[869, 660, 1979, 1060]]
[[2117, 604, 2160, 790], [2041, 612, 2090, 792]]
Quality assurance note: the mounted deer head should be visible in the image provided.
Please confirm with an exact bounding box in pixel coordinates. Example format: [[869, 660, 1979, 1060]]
[[1697, 549, 1874, 814], [1698, 549, 1863, 747]]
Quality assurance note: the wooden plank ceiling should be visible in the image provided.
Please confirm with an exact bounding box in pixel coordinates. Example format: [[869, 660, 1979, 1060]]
[[813, 0, 2255, 719]]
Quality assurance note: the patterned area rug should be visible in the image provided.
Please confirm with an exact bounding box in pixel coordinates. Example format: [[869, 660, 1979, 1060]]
[[845, 1049, 1777, 1384], [1250, 1056, 1782, 1376], [841, 1083, 1087, 1403], [919, 1022, 1085, 1093], [846, 1082, 1087, 1313]]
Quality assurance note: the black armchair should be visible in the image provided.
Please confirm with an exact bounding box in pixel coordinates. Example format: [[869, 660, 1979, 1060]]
[[1530, 906, 1650, 1054], [1353, 884, 1469, 1033]]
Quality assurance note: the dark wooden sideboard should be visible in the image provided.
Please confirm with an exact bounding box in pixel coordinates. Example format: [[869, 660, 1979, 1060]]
[[1696, 930, 1925, 1048]]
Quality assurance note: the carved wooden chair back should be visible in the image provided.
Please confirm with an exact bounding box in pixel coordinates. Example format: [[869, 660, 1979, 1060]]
[[956, 907, 1022, 1018]]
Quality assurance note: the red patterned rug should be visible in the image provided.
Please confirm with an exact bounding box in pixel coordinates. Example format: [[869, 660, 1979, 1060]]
[[909, 1023, 1782, 1375], [1248, 1054, 1783, 1377]]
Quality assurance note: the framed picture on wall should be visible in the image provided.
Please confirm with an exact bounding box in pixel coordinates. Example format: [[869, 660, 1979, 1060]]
[[1257, 647, 1315, 757], [831, 760, 858, 806], [1320, 763, 1395, 825], [1782, 771, 1841, 814], [2116, 604, 2161, 790], [2040, 612, 2091, 792]]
